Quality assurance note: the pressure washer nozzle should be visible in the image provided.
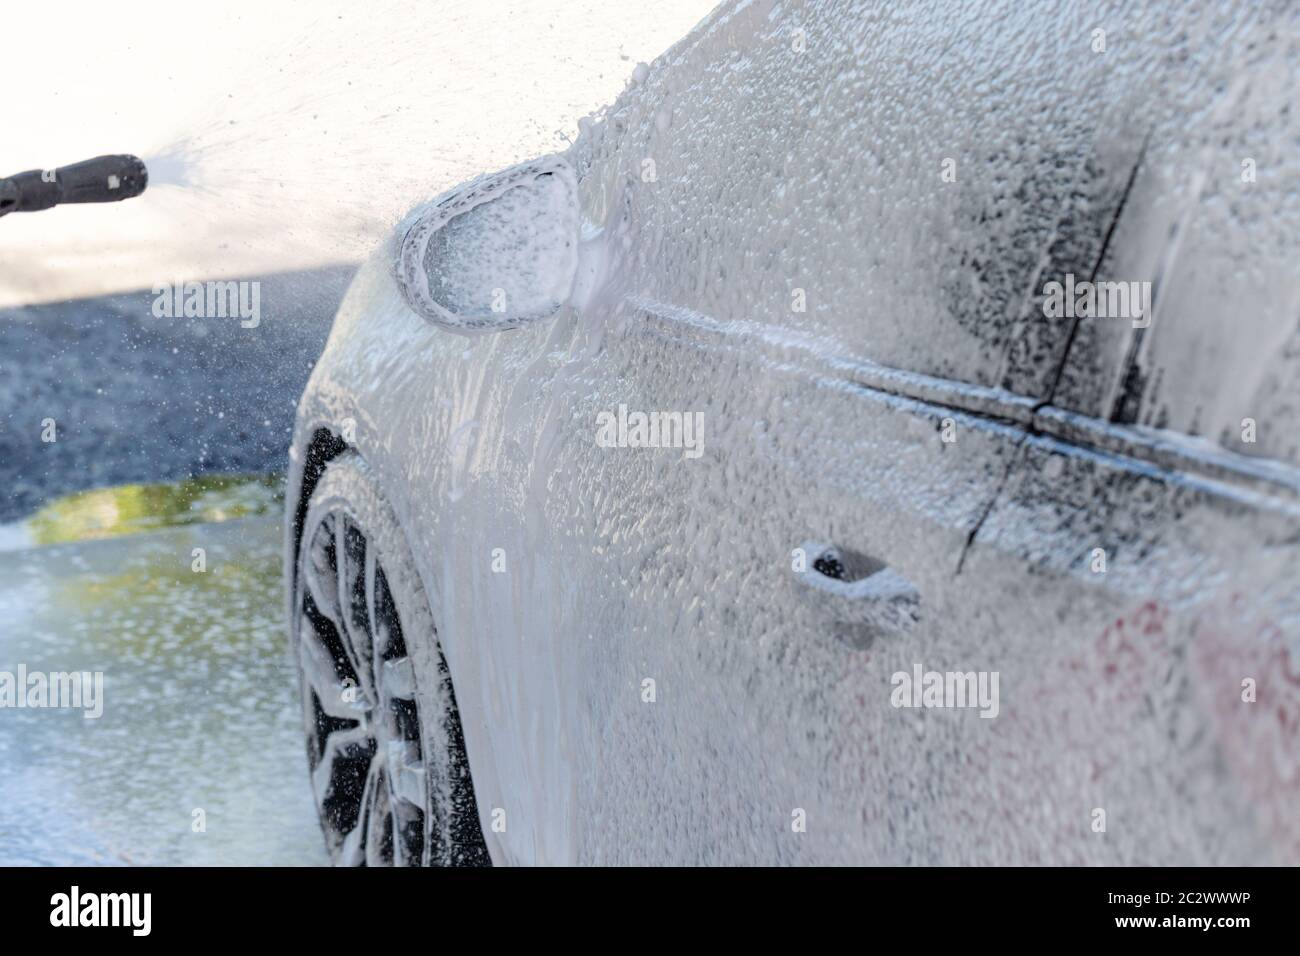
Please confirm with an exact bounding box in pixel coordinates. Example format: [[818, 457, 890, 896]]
[[0, 154, 148, 218]]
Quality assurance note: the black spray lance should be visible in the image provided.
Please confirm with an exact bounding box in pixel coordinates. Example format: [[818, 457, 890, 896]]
[[0, 154, 148, 218]]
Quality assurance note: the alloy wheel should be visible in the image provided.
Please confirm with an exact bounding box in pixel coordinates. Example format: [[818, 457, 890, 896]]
[[296, 510, 429, 865]]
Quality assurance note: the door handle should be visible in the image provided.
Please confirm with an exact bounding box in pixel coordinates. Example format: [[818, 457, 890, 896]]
[[795, 541, 921, 648]]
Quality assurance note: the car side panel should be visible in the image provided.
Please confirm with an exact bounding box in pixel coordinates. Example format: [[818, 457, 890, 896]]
[[961, 432, 1300, 863]]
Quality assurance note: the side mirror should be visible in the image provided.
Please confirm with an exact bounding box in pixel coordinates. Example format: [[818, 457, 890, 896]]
[[396, 155, 579, 334]]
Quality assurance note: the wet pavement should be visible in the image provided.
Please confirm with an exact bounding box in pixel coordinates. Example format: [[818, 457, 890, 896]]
[[0, 480, 325, 865]]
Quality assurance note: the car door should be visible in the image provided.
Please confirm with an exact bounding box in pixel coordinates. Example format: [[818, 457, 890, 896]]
[[440, 0, 1235, 863], [959, 3, 1300, 864]]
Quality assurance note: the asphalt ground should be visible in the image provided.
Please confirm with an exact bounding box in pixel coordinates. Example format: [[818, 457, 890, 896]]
[[0, 265, 353, 522]]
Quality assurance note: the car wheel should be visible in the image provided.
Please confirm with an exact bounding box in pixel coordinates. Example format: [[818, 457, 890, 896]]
[[291, 452, 490, 866]]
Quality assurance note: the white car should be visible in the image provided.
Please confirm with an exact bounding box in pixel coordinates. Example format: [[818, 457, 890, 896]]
[[284, 0, 1300, 865]]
